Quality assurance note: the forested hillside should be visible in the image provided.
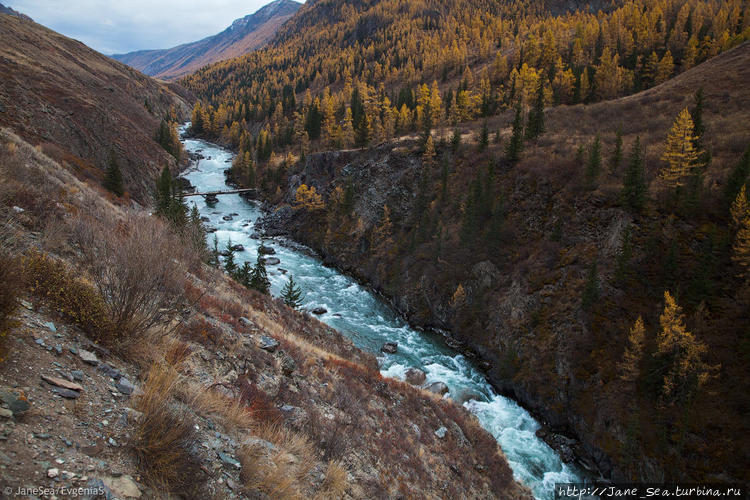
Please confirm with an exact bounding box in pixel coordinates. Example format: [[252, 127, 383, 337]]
[[183, 0, 749, 163], [180, 0, 750, 483]]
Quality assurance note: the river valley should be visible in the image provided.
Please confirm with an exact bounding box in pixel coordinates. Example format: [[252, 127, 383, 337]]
[[179, 129, 584, 499]]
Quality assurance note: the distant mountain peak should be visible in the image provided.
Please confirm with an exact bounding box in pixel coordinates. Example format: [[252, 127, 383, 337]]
[[113, 0, 301, 81]]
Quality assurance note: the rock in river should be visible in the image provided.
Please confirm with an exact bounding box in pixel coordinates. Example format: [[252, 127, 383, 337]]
[[263, 257, 280, 266], [258, 245, 276, 255], [311, 307, 327, 315], [404, 368, 426, 385], [380, 342, 398, 354], [425, 381, 449, 396]]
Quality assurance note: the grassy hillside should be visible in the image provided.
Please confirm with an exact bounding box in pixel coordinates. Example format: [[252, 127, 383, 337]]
[[253, 42, 750, 481], [0, 13, 192, 202], [0, 128, 532, 498]]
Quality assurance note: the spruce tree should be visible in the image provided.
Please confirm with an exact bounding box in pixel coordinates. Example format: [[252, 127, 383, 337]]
[[525, 80, 546, 141], [479, 122, 489, 151], [250, 253, 271, 294], [722, 145, 750, 209], [622, 136, 647, 212], [223, 239, 237, 276], [282, 275, 304, 308], [104, 153, 124, 197], [156, 166, 172, 215], [237, 262, 252, 288], [505, 104, 524, 162], [609, 125, 623, 172], [451, 127, 461, 153]]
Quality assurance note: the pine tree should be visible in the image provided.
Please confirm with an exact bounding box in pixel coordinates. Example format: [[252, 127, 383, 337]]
[[585, 135, 602, 189], [237, 262, 252, 288], [660, 108, 700, 188], [525, 79, 546, 141], [505, 104, 524, 162], [581, 261, 599, 310], [282, 275, 304, 308], [104, 153, 124, 197], [249, 253, 271, 294], [622, 136, 647, 212], [618, 316, 645, 383], [609, 125, 623, 172]]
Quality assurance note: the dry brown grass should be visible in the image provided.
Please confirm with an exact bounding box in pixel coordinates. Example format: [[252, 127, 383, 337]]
[[131, 362, 204, 497], [314, 460, 348, 500], [238, 422, 317, 500]]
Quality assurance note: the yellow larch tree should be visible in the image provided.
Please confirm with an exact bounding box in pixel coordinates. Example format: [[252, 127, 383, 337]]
[[732, 215, 750, 279], [730, 185, 749, 229], [294, 184, 325, 211], [618, 316, 646, 383], [656, 291, 714, 407], [660, 108, 700, 188]]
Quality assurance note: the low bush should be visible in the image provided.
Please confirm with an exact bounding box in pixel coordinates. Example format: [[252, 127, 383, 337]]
[[21, 250, 112, 339]]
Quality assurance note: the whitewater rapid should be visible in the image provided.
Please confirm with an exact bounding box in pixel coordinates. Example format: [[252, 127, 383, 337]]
[[179, 128, 583, 498]]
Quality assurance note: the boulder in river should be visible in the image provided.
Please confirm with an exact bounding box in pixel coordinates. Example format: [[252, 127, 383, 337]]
[[380, 342, 398, 354], [230, 244, 244, 252], [311, 307, 327, 315], [263, 257, 280, 266], [425, 381, 449, 396], [222, 215, 233, 221], [250, 232, 261, 240], [404, 368, 426, 385], [258, 245, 276, 255]]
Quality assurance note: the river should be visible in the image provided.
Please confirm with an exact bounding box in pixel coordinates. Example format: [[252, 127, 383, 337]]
[[179, 128, 583, 499]]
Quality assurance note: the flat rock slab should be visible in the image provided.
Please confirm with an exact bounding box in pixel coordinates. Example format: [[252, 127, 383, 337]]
[[79, 349, 99, 365], [41, 375, 83, 392], [51, 387, 80, 399], [101, 475, 142, 498], [258, 336, 279, 352]]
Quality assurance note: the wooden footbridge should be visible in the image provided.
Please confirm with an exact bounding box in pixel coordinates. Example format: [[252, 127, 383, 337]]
[[183, 188, 257, 198]]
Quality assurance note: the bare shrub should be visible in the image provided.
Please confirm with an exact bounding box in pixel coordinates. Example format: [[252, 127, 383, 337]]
[[72, 212, 187, 346]]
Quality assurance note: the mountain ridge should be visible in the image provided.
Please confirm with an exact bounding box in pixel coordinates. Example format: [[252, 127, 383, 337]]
[[112, 0, 301, 81], [0, 11, 192, 202]]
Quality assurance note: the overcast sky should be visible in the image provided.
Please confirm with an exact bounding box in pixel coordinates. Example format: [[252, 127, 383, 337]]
[[7, 0, 292, 55]]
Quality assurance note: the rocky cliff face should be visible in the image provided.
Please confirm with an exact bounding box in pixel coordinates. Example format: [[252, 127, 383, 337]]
[[0, 13, 192, 203]]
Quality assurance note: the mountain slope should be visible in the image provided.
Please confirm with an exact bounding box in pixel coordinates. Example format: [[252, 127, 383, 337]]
[[257, 42, 750, 481], [112, 0, 301, 81], [0, 12, 192, 202]]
